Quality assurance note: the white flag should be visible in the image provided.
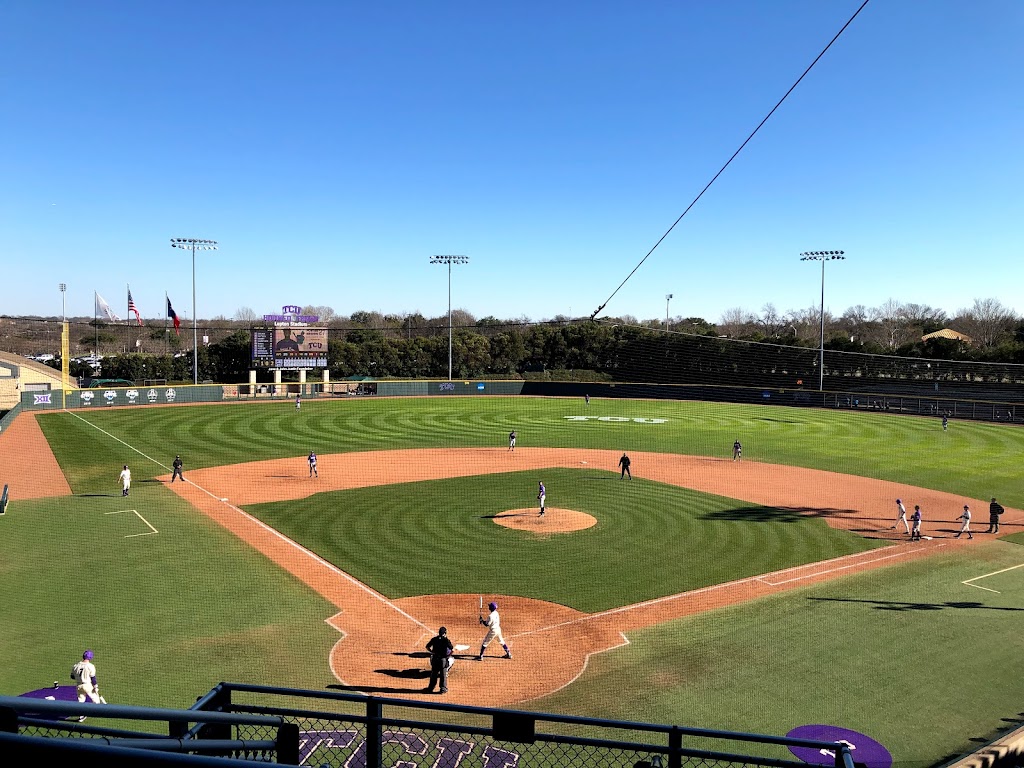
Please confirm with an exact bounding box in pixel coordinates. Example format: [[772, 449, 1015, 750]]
[[95, 291, 122, 322]]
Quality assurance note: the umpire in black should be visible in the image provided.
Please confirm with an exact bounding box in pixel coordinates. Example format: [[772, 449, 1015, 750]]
[[988, 498, 1004, 533], [424, 626, 453, 694], [171, 455, 184, 483]]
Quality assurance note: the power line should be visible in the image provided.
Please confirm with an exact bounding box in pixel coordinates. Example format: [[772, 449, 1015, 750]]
[[590, 0, 872, 320]]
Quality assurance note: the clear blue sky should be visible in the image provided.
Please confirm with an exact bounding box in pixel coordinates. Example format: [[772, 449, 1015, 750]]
[[3, 1, 1022, 324]]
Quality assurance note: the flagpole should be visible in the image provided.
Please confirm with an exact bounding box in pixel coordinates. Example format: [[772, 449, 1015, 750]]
[[94, 291, 98, 354], [126, 284, 130, 354], [164, 292, 169, 356]]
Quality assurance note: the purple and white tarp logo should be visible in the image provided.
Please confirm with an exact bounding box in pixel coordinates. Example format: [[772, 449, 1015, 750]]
[[33, 393, 52, 405], [299, 729, 519, 768], [439, 382, 456, 392], [787, 725, 892, 768]]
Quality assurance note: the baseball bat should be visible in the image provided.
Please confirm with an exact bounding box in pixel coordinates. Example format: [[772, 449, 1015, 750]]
[[478, 594, 483, 620]]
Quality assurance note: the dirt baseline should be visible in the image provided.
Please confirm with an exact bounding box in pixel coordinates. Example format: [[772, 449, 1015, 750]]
[[167, 447, 1019, 707]]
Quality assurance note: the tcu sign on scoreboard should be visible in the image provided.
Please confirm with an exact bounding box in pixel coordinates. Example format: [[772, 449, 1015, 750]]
[[252, 303, 329, 368]]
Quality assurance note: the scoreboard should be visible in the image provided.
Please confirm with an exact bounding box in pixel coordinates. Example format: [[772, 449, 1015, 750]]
[[251, 328, 328, 368]]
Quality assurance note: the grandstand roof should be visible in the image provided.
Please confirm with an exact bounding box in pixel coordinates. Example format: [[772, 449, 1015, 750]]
[[921, 328, 973, 343]]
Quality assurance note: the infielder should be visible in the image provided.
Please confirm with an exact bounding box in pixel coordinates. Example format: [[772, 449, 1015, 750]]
[[508, 430, 517, 451], [732, 440, 742, 461], [537, 481, 546, 516], [308, 450, 318, 478], [891, 498, 910, 534], [910, 505, 923, 541], [955, 505, 973, 539], [71, 650, 101, 711], [118, 465, 131, 497], [478, 601, 511, 660]]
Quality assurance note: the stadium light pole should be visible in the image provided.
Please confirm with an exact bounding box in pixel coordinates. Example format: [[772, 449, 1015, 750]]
[[59, 283, 66, 323], [799, 250, 845, 391], [665, 293, 673, 330], [171, 238, 219, 385], [429, 255, 469, 381]]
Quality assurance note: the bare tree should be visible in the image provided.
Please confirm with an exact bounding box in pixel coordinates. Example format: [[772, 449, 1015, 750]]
[[302, 305, 338, 324], [869, 299, 913, 349], [234, 307, 259, 322], [718, 307, 755, 337], [953, 298, 1018, 348], [757, 303, 788, 338]]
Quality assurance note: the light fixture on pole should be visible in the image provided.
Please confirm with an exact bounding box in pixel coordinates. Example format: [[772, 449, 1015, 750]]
[[59, 283, 67, 323], [171, 238, 219, 385], [799, 250, 845, 391], [429, 255, 470, 381], [665, 294, 673, 330]]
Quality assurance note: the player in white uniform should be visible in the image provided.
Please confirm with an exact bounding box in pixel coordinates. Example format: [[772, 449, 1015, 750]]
[[478, 601, 512, 660], [537, 481, 546, 516], [955, 504, 973, 539], [118, 465, 131, 497], [296, 394, 301, 411], [71, 650, 101, 706], [308, 451, 318, 478], [508, 430, 516, 451], [891, 498, 910, 534]]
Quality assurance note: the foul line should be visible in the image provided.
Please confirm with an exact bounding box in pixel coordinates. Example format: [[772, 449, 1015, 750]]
[[962, 563, 1024, 594], [515, 543, 943, 639], [105, 509, 159, 538], [67, 410, 430, 633]]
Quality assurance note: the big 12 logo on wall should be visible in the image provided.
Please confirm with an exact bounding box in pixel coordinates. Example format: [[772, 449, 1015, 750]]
[[80, 392, 95, 406]]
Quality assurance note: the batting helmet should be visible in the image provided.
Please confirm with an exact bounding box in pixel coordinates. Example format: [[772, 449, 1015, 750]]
[[438, 626, 447, 635], [488, 602, 497, 611], [83, 650, 94, 660], [896, 498, 901, 504]]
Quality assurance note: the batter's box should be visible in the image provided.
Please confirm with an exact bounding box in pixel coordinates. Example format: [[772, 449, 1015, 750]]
[[104, 509, 159, 538]]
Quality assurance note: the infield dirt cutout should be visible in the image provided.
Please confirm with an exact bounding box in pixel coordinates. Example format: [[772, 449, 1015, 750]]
[[165, 447, 1015, 708]]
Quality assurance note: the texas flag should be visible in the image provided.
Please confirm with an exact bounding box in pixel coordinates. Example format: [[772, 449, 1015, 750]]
[[166, 297, 181, 336]]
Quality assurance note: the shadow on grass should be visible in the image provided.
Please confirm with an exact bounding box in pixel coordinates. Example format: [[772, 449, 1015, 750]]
[[701, 505, 864, 523], [808, 597, 1024, 612], [326, 681, 428, 694]]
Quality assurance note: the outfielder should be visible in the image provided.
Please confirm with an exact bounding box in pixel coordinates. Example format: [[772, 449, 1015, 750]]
[[537, 481, 546, 516], [71, 650, 101, 710], [118, 465, 131, 497], [732, 440, 742, 461], [508, 430, 517, 451], [478, 601, 511, 660], [296, 394, 301, 411]]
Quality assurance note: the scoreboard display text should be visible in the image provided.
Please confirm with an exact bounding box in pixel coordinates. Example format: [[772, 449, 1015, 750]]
[[251, 328, 328, 368]]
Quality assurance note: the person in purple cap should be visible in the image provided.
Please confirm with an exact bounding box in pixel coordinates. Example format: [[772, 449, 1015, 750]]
[[478, 601, 511, 660], [71, 650, 100, 706], [910, 505, 923, 541]]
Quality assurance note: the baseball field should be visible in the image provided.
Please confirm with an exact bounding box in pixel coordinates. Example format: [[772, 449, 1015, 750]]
[[2, 393, 1023, 765]]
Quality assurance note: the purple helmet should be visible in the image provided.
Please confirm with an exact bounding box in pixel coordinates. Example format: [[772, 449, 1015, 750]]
[[83, 650, 94, 660], [488, 602, 497, 611]]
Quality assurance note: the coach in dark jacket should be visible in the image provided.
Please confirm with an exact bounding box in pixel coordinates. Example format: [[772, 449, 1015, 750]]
[[988, 498, 1004, 533]]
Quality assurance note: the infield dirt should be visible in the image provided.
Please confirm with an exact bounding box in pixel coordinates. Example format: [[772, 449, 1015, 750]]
[[162, 447, 1018, 707]]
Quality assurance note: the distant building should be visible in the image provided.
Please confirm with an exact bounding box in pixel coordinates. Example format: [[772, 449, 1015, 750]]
[[0, 352, 66, 410], [921, 328, 973, 345]]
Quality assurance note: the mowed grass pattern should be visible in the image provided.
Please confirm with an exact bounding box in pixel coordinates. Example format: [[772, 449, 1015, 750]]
[[244, 468, 882, 612], [15, 395, 1024, 766]]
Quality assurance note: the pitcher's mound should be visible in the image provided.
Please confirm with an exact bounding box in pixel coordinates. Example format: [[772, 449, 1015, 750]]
[[492, 508, 597, 533]]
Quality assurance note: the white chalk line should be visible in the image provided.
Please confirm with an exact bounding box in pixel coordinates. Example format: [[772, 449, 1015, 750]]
[[67, 410, 431, 634], [104, 508, 159, 538], [516, 543, 943, 639], [962, 562, 1024, 594]]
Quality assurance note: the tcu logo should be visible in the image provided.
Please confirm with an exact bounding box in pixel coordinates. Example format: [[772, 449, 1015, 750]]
[[103, 390, 117, 402], [564, 416, 667, 424], [147, 389, 158, 403], [438, 382, 456, 392], [81, 392, 95, 405], [281, 305, 302, 315], [165, 388, 177, 402], [33, 393, 52, 405], [126, 389, 139, 403]]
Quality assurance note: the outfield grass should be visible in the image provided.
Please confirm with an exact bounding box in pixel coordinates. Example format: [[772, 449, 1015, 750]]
[[244, 468, 882, 612], [37, 397, 1024, 507], [13, 396, 1024, 766]]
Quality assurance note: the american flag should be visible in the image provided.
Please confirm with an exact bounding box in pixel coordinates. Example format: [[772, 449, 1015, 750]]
[[128, 286, 144, 326]]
